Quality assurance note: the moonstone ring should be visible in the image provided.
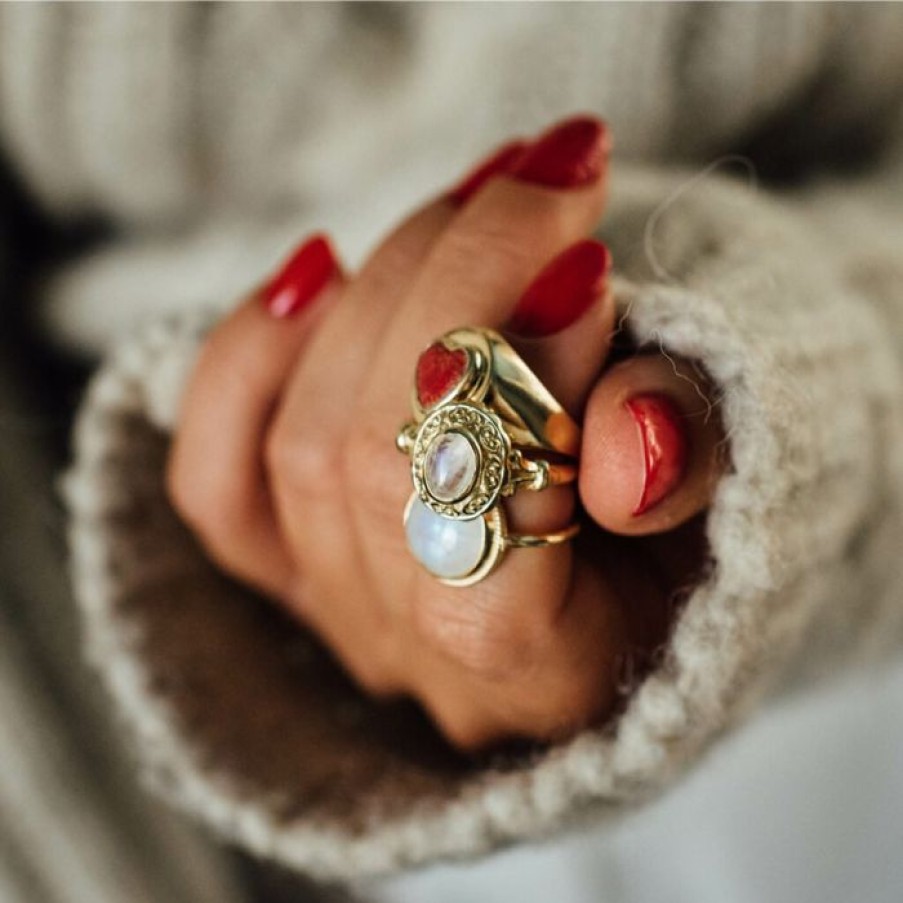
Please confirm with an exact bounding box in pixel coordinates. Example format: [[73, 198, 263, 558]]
[[396, 327, 582, 587]]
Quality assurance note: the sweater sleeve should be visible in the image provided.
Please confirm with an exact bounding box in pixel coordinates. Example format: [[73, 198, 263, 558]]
[[63, 162, 903, 881]]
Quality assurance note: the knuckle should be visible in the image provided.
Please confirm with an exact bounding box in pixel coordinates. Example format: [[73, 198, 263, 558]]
[[343, 420, 384, 496], [167, 451, 242, 547], [266, 416, 344, 507], [357, 231, 422, 299], [342, 419, 408, 527]]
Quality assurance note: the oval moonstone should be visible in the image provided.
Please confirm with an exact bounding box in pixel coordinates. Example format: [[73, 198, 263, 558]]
[[405, 497, 486, 580], [423, 431, 478, 503]]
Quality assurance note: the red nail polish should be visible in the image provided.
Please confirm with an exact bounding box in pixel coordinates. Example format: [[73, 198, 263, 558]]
[[508, 239, 611, 337], [625, 394, 688, 517], [261, 234, 338, 318], [447, 140, 529, 206], [510, 115, 610, 188]]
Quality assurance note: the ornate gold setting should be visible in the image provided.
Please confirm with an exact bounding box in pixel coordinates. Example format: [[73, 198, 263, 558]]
[[411, 401, 509, 519]]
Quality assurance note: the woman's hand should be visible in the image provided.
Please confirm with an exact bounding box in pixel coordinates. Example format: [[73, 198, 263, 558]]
[[167, 116, 725, 751]]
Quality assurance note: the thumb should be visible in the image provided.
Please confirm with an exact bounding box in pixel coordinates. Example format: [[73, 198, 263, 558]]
[[578, 353, 726, 536]]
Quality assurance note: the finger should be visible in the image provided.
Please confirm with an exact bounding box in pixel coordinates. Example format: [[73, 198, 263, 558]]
[[266, 201, 455, 621], [271, 200, 453, 467], [365, 116, 610, 431], [430, 332, 730, 749], [269, 132, 530, 478], [264, 201, 456, 691], [268, 123, 601, 601], [579, 353, 726, 536], [501, 238, 615, 535], [167, 235, 342, 598], [382, 124, 616, 712], [505, 239, 614, 415], [420, 353, 721, 749], [263, 132, 532, 688], [407, 533, 662, 750], [357, 116, 610, 611]]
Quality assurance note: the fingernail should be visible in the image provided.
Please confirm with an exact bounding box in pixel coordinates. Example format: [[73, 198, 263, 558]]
[[510, 115, 610, 188], [261, 234, 339, 318], [447, 140, 529, 206], [624, 394, 688, 517], [508, 239, 611, 337]]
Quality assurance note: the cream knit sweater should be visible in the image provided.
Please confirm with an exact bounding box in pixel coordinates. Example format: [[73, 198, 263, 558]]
[[4, 1, 903, 887]]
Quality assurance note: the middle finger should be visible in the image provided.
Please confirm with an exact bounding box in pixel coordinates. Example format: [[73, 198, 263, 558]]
[[353, 117, 611, 608]]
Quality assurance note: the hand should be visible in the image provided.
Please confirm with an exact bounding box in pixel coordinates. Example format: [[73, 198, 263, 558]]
[[168, 116, 725, 751]]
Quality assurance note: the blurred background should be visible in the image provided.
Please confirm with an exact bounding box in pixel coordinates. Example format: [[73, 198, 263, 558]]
[[1, 4, 902, 902]]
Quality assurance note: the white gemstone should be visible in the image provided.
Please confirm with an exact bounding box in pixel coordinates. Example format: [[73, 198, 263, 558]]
[[405, 497, 486, 579], [424, 431, 478, 502]]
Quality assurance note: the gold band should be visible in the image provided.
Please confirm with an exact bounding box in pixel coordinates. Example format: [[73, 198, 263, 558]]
[[504, 522, 581, 549]]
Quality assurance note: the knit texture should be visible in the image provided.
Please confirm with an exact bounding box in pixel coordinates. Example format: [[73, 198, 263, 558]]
[[3, 3, 902, 356], [64, 165, 903, 879]]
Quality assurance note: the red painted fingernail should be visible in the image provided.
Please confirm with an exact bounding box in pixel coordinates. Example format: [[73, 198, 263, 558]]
[[261, 234, 339, 318], [624, 394, 689, 517], [508, 239, 611, 337], [447, 140, 529, 206], [510, 115, 610, 188]]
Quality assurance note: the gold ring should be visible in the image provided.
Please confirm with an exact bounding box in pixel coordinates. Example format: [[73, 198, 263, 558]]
[[396, 326, 581, 586]]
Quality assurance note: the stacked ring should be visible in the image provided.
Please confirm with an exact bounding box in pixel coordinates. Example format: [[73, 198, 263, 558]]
[[396, 327, 581, 586]]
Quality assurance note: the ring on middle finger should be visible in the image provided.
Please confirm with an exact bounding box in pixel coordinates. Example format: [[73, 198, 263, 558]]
[[395, 326, 580, 519]]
